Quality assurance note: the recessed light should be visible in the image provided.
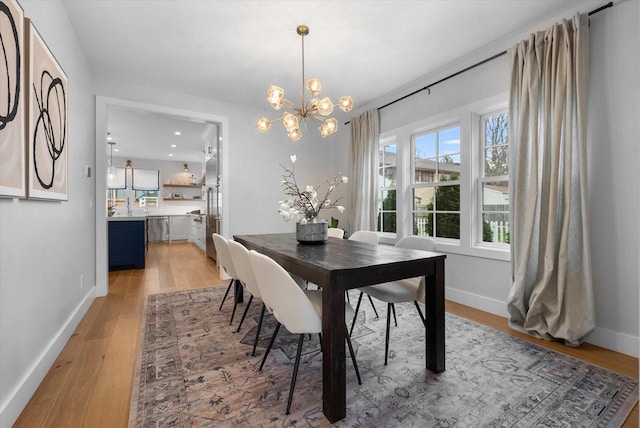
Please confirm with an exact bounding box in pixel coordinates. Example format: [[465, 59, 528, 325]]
[[168, 154, 174, 157], [174, 131, 181, 136], [171, 144, 177, 148]]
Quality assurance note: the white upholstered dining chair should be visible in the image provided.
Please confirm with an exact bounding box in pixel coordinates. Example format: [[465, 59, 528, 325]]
[[327, 227, 345, 239], [350, 235, 436, 365], [212, 233, 243, 325], [248, 249, 361, 415], [227, 240, 267, 356]]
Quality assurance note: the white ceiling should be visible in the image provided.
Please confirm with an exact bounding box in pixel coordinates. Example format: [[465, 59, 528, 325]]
[[61, 0, 589, 162]]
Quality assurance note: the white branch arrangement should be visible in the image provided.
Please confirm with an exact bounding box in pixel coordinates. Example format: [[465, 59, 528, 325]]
[[278, 155, 347, 223]]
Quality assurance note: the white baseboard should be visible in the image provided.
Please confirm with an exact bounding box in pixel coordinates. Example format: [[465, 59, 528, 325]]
[[445, 286, 639, 358], [585, 326, 639, 358], [446, 286, 509, 318], [0, 288, 96, 428]]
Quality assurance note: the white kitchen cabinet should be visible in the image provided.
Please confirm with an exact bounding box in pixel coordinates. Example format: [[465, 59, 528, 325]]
[[169, 215, 190, 241], [189, 215, 206, 251]]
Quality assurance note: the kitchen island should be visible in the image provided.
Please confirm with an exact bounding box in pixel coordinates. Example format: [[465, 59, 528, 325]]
[[107, 216, 146, 270]]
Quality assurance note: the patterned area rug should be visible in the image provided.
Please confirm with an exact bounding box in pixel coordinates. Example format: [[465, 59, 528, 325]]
[[129, 286, 638, 427]]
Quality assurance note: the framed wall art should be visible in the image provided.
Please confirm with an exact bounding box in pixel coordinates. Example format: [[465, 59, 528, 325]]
[[0, 0, 26, 198], [26, 18, 68, 200]]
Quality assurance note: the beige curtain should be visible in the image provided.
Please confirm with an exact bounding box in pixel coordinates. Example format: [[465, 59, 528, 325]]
[[348, 109, 379, 232], [507, 13, 594, 346]]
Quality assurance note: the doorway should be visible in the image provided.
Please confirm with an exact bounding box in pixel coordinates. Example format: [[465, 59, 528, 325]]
[[95, 97, 229, 297]]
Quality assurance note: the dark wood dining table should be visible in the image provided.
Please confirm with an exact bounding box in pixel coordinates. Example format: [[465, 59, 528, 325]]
[[233, 233, 446, 423]]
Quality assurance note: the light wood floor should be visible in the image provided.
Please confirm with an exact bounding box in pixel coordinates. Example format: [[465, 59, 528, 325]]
[[15, 242, 638, 427]]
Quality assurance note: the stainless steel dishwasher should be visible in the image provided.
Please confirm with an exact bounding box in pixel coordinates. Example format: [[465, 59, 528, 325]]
[[147, 216, 170, 243]]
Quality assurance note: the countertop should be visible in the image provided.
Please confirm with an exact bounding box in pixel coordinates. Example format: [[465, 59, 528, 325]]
[[107, 212, 204, 222], [107, 215, 148, 222]]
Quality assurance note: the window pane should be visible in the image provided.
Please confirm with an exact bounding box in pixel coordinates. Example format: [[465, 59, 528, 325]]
[[482, 212, 510, 243], [438, 126, 460, 156], [436, 213, 460, 239], [414, 133, 436, 183], [484, 113, 508, 148], [484, 112, 508, 176], [413, 212, 433, 236], [484, 146, 509, 176], [379, 190, 396, 211], [438, 154, 461, 181], [413, 187, 434, 211], [482, 181, 509, 211], [384, 144, 397, 159], [381, 212, 397, 233], [136, 190, 158, 207], [435, 184, 460, 211], [384, 166, 396, 187]]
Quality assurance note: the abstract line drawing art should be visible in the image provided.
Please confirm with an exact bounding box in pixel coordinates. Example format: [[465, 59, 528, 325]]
[[0, 0, 25, 198], [26, 18, 68, 200]]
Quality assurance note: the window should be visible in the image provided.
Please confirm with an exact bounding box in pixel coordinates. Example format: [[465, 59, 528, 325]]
[[376, 94, 509, 259], [479, 111, 509, 244], [377, 143, 397, 233], [135, 190, 159, 207], [412, 125, 461, 239]]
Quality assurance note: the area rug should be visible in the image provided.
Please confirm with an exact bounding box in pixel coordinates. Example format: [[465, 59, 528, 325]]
[[129, 286, 638, 427]]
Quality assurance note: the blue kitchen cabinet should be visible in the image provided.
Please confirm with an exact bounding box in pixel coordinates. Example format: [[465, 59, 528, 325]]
[[108, 220, 146, 270]]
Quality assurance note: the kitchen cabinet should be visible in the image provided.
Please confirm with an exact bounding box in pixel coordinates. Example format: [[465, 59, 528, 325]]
[[170, 215, 190, 241], [189, 215, 206, 251], [108, 219, 145, 270]]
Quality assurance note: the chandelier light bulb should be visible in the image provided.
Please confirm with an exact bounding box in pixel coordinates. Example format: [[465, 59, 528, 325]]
[[338, 96, 354, 112], [317, 97, 334, 116], [319, 118, 338, 137], [282, 112, 299, 132], [267, 85, 285, 110], [256, 116, 271, 132], [288, 128, 302, 142], [306, 78, 322, 96]]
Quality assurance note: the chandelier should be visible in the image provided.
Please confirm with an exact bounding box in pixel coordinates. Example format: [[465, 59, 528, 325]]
[[256, 25, 354, 142]]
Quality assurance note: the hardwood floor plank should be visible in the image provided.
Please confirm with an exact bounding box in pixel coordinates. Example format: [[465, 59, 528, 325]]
[[14, 242, 637, 427]]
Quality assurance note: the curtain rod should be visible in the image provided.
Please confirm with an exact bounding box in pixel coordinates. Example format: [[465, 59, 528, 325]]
[[346, 1, 613, 124]]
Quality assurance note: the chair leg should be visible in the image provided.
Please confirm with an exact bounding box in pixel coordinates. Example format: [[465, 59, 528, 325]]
[[229, 280, 243, 325], [414, 301, 427, 328], [252, 303, 266, 356], [235, 295, 253, 333], [218, 278, 233, 310], [259, 322, 281, 371], [345, 326, 362, 385], [349, 292, 364, 336], [367, 294, 380, 319], [391, 302, 398, 326], [286, 334, 305, 415], [385, 303, 392, 365]]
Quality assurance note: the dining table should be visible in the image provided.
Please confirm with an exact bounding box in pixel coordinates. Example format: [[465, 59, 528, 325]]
[[233, 233, 446, 423]]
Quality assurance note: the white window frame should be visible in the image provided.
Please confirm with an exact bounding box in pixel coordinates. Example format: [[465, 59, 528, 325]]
[[476, 108, 510, 249], [377, 139, 398, 235], [410, 123, 462, 241], [377, 93, 510, 261]]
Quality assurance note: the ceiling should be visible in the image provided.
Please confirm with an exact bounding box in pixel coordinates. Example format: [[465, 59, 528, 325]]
[[61, 0, 588, 162]]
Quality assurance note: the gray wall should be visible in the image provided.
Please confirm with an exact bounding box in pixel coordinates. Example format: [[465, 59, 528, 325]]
[[0, 0, 637, 426], [0, 1, 96, 426], [356, 0, 639, 356]]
